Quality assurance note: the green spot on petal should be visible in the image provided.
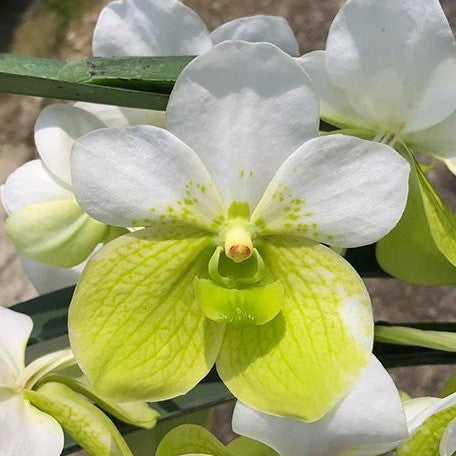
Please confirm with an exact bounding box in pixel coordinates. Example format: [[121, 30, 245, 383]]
[[228, 201, 250, 219]]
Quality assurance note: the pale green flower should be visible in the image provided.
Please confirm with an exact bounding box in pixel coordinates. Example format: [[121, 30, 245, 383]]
[[69, 41, 409, 420], [1, 102, 162, 293]]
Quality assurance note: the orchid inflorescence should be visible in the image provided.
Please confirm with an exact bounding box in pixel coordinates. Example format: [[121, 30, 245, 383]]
[[1, 0, 456, 455]]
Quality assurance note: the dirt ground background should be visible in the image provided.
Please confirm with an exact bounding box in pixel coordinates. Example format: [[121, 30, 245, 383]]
[[1, 0, 456, 449]]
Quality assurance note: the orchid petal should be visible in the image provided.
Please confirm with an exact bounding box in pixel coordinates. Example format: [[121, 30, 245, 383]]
[[0, 160, 72, 215], [326, 0, 456, 133], [5, 199, 109, 267], [156, 425, 232, 456], [0, 307, 32, 386], [20, 256, 84, 294], [92, 0, 212, 57], [74, 102, 166, 129], [210, 16, 299, 56], [297, 51, 370, 129], [226, 437, 278, 455], [376, 166, 456, 285], [397, 394, 456, 455], [72, 125, 225, 231], [26, 382, 133, 455], [252, 135, 409, 248], [35, 104, 106, 186], [404, 108, 456, 163], [0, 390, 63, 456], [441, 418, 456, 456], [69, 228, 224, 402], [217, 238, 373, 420], [232, 356, 407, 456], [167, 40, 319, 210]]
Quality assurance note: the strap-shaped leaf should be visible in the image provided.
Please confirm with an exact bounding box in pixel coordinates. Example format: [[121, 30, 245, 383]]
[[0, 53, 193, 109]]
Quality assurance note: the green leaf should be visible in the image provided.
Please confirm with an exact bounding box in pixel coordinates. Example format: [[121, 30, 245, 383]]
[[227, 437, 279, 455], [441, 372, 456, 398], [5, 199, 109, 267], [25, 381, 133, 456], [195, 278, 283, 325], [217, 237, 373, 421], [375, 326, 456, 352], [415, 157, 456, 270], [38, 373, 159, 429], [0, 53, 193, 109], [397, 403, 456, 456], [156, 425, 232, 456], [69, 228, 224, 402], [376, 159, 456, 284]]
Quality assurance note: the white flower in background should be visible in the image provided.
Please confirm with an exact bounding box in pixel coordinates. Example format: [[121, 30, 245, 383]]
[[68, 41, 409, 420], [298, 0, 456, 285], [298, 0, 456, 161], [232, 356, 409, 456], [93, 0, 299, 57], [1, 102, 163, 294], [0, 306, 73, 456]]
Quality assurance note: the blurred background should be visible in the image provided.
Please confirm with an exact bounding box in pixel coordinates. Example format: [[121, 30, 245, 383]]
[[1, 0, 456, 438]]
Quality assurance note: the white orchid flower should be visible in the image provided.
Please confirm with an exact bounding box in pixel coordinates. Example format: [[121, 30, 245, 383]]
[[1, 102, 163, 294], [0, 306, 73, 456], [93, 0, 299, 58], [232, 356, 409, 456], [68, 41, 409, 420], [298, 0, 456, 285]]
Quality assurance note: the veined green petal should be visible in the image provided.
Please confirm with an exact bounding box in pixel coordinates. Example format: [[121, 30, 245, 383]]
[[227, 437, 279, 455], [5, 199, 109, 267], [26, 382, 133, 456], [69, 227, 224, 402], [397, 404, 456, 456], [195, 278, 283, 325], [156, 425, 232, 456], [377, 163, 456, 285], [37, 373, 159, 429], [217, 237, 373, 421]]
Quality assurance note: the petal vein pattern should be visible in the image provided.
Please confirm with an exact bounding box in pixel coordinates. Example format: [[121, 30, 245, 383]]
[[69, 228, 224, 402], [217, 237, 373, 421]]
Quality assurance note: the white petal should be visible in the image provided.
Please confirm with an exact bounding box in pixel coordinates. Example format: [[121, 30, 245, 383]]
[[441, 418, 456, 456], [35, 104, 106, 186], [167, 40, 319, 210], [403, 393, 456, 436], [326, 0, 456, 133], [74, 102, 166, 128], [92, 0, 212, 57], [404, 109, 456, 161], [20, 256, 84, 294], [0, 160, 73, 215], [0, 390, 63, 456], [210, 16, 299, 56], [252, 135, 410, 247], [297, 51, 370, 129], [232, 356, 408, 456], [0, 307, 32, 386], [71, 125, 225, 230]]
